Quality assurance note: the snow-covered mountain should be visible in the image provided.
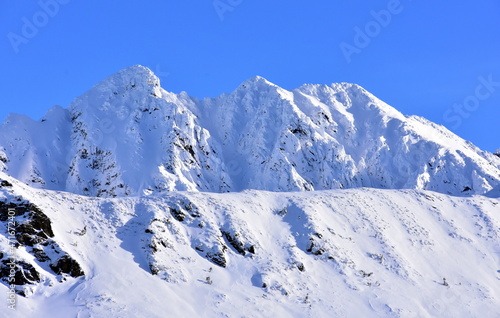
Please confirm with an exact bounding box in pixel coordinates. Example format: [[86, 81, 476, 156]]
[[1, 65, 499, 197], [1, 66, 500, 317], [1, 172, 499, 317]]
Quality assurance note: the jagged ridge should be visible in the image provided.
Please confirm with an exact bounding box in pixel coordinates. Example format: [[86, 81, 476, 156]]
[[0, 65, 499, 196]]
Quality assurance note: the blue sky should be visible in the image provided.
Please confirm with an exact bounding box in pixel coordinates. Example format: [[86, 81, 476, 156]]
[[1, 0, 499, 151]]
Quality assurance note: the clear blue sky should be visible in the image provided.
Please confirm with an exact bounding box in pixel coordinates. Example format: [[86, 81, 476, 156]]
[[1, 0, 499, 151]]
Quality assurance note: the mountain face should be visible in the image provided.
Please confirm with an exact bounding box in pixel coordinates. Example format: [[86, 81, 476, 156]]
[[0, 65, 499, 197], [1, 67, 499, 317]]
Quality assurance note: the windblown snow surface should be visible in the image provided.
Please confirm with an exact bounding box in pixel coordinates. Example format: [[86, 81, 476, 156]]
[[0, 66, 499, 317]]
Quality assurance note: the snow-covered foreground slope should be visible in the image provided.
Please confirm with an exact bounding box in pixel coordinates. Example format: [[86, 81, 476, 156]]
[[1, 66, 499, 317], [1, 173, 499, 317], [1, 65, 499, 197]]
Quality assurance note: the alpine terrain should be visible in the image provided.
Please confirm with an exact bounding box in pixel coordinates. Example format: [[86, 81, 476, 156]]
[[0, 65, 499, 317]]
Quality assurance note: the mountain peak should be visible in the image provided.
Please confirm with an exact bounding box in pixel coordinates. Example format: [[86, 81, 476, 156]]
[[97, 64, 160, 90], [69, 65, 162, 113], [239, 75, 277, 89]]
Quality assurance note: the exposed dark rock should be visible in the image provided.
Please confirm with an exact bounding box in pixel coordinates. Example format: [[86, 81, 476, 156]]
[[0, 199, 85, 292], [0, 180, 12, 187], [0, 259, 40, 287], [359, 270, 373, 278], [149, 264, 159, 275], [312, 248, 325, 256], [277, 208, 288, 216], [75, 226, 87, 236], [49, 255, 84, 277], [14, 205, 55, 247], [307, 240, 325, 255], [221, 230, 246, 255], [306, 241, 314, 253], [176, 137, 197, 159], [32, 248, 51, 262], [170, 207, 185, 222], [184, 145, 196, 158], [206, 252, 227, 268], [148, 242, 158, 253], [247, 245, 256, 254], [296, 263, 305, 272], [290, 125, 308, 136], [0, 201, 22, 222], [1, 201, 54, 248], [182, 201, 200, 218]]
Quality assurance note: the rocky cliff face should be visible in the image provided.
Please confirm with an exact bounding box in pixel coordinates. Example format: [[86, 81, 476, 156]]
[[0, 178, 84, 297], [0, 65, 499, 196]]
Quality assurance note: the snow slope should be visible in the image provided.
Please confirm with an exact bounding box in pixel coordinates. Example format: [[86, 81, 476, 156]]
[[0, 65, 499, 196], [1, 172, 499, 317]]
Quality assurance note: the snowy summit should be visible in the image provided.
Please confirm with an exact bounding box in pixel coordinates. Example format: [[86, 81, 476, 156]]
[[0, 65, 499, 197]]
